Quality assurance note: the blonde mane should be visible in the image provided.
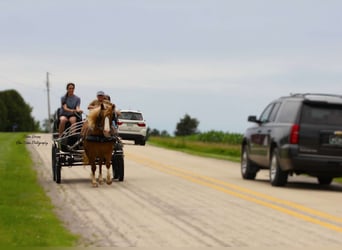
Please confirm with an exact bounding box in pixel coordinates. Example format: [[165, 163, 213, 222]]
[[87, 106, 101, 129], [87, 103, 114, 130]]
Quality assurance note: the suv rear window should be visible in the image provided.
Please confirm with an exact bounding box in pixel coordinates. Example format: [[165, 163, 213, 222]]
[[301, 104, 342, 126], [120, 112, 143, 121]]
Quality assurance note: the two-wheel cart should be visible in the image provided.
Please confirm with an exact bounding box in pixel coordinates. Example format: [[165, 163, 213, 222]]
[[51, 117, 124, 184]]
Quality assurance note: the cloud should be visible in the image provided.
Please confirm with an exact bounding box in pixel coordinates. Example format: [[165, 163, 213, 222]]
[[1, 0, 342, 134]]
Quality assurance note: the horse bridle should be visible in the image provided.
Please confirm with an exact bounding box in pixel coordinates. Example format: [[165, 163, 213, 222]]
[[95, 105, 112, 132], [95, 112, 103, 130]]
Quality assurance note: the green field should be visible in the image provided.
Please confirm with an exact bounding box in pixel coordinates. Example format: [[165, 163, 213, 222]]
[[0, 133, 79, 247], [149, 136, 241, 162]]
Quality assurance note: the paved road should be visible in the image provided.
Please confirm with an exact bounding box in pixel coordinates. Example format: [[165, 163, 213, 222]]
[[27, 133, 342, 248]]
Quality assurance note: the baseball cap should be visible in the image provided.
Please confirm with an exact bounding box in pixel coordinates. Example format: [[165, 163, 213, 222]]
[[97, 91, 105, 96]]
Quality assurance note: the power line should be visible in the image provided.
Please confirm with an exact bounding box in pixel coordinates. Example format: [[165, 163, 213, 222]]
[[46, 72, 52, 133]]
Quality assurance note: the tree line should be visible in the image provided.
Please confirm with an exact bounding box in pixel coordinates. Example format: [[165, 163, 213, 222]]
[[0, 89, 238, 138], [149, 113, 199, 137], [0, 89, 40, 132], [149, 113, 243, 144]]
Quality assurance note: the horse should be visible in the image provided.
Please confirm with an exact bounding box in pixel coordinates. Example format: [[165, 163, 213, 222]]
[[81, 103, 115, 187]]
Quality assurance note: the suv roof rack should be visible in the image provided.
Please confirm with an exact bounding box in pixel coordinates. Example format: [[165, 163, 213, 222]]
[[290, 93, 342, 99], [290, 93, 342, 98]]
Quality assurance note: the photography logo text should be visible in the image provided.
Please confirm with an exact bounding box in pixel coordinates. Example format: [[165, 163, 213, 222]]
[[16, 135, 48, 146]]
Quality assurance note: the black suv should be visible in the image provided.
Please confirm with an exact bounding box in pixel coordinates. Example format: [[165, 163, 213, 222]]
[[241, 93, 342, 186]]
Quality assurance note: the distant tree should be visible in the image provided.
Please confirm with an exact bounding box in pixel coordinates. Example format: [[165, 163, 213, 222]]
[[149, 128, 160, 136], [148, 128, 170, 137], [42, 118, 53, 132], [160, 130, 170, 137], [0, 89, 40, 132], [175, 114, 199, 136], [0, 98, 7, 131]]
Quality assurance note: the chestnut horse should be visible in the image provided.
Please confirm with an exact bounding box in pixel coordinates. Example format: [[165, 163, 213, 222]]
[[81, 103, 115, 187]]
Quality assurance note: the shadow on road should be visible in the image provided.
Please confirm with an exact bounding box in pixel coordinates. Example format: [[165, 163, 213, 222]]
[[253, 177, 342, 192]]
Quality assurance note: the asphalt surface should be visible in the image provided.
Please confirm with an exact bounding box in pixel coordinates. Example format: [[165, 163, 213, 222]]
[[27, 133, 342, 248]]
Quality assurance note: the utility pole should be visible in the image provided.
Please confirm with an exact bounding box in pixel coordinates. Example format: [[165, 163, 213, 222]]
[[46, 72, 52, 133]]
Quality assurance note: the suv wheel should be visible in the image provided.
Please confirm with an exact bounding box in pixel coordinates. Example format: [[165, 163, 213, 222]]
[[241, 145, 258, 180], [269, 148, 288, 186], [317, 176, 333, 185]]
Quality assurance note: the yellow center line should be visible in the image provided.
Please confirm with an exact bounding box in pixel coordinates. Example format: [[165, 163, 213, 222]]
[[126, 152, 342, 233], [149, 157, 342, 223]]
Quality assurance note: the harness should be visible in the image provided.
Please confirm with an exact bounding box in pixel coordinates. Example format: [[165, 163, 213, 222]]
[[85, 135, 116, 142]]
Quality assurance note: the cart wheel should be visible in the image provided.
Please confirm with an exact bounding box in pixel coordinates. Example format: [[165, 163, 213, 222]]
[[117, 156, 124, 182], [55, 162, 61, 184], [112, 154, 118, 179], [112, 154, 124, 181], [51, 144, 57, 181]]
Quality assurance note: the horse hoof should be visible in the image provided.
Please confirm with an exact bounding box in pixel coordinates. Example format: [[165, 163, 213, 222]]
[[92, 183, 98, 188], [107, 180, 113, 185]]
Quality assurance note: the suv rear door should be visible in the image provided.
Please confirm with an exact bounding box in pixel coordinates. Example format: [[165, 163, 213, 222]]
[[299, 102, 342, 157]]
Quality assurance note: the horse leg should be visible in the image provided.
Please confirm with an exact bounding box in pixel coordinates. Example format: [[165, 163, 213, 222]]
[[91, 162, 98, 188], [106, 159, 112, 185], [98, 160, 103, 185]]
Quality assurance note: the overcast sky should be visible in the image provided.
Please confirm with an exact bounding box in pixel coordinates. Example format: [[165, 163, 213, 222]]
[[1, 0, 342, 134]]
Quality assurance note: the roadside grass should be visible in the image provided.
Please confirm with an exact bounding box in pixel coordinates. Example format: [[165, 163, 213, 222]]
[[0, 133, 79, 247], [148, 135, 342, 184]]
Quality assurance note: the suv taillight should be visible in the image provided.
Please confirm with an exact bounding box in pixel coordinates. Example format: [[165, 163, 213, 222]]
[[137, 122, 146, 127], [290, 124, 299, 144], [117, 121, 123, 126]]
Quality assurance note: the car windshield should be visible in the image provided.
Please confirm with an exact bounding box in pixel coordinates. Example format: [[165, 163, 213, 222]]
[[120, 112, 143, 121]]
